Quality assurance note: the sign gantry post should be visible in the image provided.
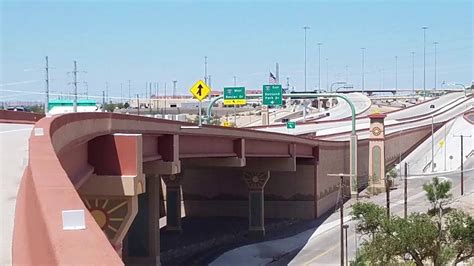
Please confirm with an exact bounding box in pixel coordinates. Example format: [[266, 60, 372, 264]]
[[189, 80, 211, 127], [223, 87, 246, 126]]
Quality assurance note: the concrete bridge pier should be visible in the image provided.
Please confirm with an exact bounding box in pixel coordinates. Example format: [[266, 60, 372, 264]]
[[162, 174, 183, 232], [123, 174, 161, 265], [242, 171, 270, 238]]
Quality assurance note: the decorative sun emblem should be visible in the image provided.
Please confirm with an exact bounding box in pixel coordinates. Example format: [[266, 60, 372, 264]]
[[372, 127, 382, 136], [252, 176, 260, 183]]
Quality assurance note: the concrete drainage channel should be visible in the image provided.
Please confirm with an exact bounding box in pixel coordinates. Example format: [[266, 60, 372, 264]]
[[159, 217, 322, 266]]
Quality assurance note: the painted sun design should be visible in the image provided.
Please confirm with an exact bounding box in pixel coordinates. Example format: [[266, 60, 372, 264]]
[[83, 198, 127, 240]]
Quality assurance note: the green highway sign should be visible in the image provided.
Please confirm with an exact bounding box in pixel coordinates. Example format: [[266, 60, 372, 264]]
[[263, 84, 283, 106], [224, 87, 246, 105], [286, 121, 296, 129]]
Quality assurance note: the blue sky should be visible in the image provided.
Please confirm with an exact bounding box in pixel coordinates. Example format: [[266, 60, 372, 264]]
[[1, 0, 472, 101]]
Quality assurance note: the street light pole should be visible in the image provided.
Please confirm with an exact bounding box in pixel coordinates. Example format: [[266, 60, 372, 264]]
[[204, 56, 208, 85], [434, 42, 438, 91], [318, 43, 322, 92], [411, 52, 415, 96], [331, 81, 347, 93], [303, 26, 310, 92], [395, 55, 398, 95], [422, 26, 428, 100], [361, 48, 365, 93], [326, 58, 329, 91], [454, 83, 468, 97]]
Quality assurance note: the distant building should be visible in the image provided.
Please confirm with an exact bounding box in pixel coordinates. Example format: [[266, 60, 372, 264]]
[[48, 99, 99, 114]]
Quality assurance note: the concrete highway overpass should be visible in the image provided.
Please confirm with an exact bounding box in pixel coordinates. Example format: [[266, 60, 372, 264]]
[[3, 91, 472, 264]]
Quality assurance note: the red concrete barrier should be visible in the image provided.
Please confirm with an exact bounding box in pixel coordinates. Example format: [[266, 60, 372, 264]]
[[0, 110, 44, 124], [12, 114, 124, 265], [13, 112, 316, 264]]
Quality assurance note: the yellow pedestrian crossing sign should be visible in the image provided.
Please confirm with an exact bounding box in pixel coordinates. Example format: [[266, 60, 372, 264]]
[[190, 80, 211, 101]]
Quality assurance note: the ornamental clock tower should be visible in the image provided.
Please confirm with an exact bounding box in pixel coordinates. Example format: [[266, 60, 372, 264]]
[[368, 113, 387, 192]]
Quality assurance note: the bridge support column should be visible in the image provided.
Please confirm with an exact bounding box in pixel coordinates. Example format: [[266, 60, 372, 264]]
[[123, 174, 161, 265], [162, 174, 182, 232], [242, 171, 270, 238], [261, 106, 269, 125], [368, 113, 387, 193]]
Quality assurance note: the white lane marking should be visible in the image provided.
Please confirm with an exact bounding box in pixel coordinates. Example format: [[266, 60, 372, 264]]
[[0, 128, 32, 134]]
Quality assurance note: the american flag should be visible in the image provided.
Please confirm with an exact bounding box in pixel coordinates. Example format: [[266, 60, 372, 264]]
[[269, 72, 277, 84]]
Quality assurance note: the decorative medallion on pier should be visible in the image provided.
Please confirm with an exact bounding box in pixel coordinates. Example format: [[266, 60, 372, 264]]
[[243, 171, 270, 190]]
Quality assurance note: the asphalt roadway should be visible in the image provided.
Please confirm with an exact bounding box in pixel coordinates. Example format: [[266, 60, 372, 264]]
[[257, 92, 472, 140], [0, 123, 33, 265]]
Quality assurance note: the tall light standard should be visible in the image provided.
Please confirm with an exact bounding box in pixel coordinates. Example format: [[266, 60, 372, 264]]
[[395, 56, 398, 95], [204, 56, 208, 84], [411, 52, 415, 96], [326, 58, 329, 91], [433, 41, 438, 91], [303, 26, 310, 92], [361, 48, 365, 93], [422, 26, 428, 100], [317, 42, 322, 91]]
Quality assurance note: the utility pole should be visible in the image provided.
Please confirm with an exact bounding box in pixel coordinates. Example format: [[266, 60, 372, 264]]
[[149, 82, 152, 113], [404, 162, 408, 219], [164, 83, 167, 115], [105, 82, 109, 103], [233, 76, 237, 86], [72, 61, 78, 112], [286, 77, 290, 92], [136, 94, 140, 116], [102, 91, 105, 112], [120, 83, 123, 103], [44, 56, 50, 114], [85, 83, 89, 100], [453, 134, 472, 195], [128, 80, 131, 102]]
